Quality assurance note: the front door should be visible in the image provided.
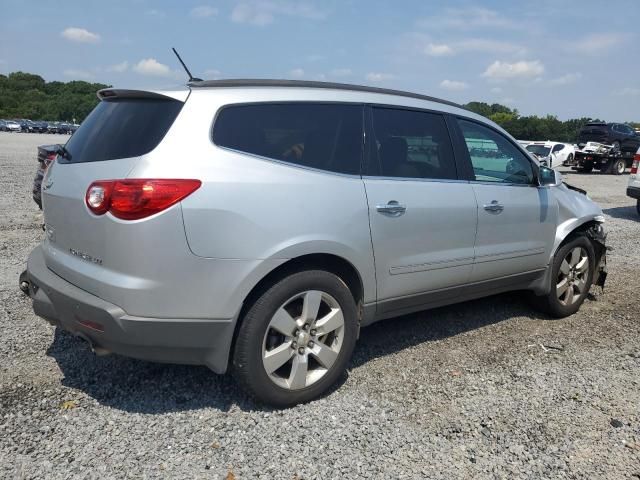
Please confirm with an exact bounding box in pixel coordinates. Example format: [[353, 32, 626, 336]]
[[363, 107, 478, 312], [455, 118, 557, 282]]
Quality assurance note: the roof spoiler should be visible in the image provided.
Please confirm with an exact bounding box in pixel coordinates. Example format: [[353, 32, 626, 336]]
[[97, 89, 186, 101]]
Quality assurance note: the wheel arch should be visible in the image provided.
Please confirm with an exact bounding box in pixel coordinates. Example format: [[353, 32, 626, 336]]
[[532, 218, 606, 296], [227, 252, 367, 368]]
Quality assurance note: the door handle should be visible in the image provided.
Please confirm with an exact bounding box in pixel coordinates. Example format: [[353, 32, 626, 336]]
[[376, 200, 407, 217], [483, 200, 504, 213]]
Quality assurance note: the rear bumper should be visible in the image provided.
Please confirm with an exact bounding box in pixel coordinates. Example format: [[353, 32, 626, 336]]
[[627, 186, 640, 200], [24, 245, 235, 373]]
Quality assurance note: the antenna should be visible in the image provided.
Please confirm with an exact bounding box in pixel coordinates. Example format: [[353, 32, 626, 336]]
[[171, 47, 202, 82]]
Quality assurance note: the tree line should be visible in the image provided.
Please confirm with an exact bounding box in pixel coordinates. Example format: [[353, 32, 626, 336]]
[[0, 72, 109, 122], [0, 71, 637, 142], [463, 101, 639, 143]]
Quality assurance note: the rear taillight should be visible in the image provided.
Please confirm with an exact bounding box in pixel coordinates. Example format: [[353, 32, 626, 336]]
[[631, 154, 640, 174], [85, 179, 201, 220]]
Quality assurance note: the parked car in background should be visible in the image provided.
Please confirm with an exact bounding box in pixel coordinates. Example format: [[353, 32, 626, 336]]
[[22, 79, 608, 407], [627, 147, 640, 215], [526, 141, 575, 168], [578, 122, 640, 154], [32, 144, 60, 209], [4, 120, 21, 132], [0, 120, 7, 131]]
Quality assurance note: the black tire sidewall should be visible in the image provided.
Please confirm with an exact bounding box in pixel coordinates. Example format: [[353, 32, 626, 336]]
[[545, 236, 595, 317], [233, 270, 358, 407]]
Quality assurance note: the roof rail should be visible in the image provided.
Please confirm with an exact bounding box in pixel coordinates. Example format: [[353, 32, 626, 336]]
[[188, 79, 463, 109]]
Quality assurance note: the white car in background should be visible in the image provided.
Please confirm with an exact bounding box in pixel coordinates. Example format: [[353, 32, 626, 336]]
[[627, 147, 640, 216], [526, 141, 575, 168], [4, 120, 22, 132]]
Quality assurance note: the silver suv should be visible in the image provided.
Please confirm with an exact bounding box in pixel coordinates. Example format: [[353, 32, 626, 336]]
[[23, 80, 607, 406]]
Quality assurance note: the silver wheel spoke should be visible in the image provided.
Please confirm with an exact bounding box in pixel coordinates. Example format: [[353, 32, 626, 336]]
[[557, 277, 569, 296], [569, 248, 582, 267], [314, 308, 344, 336], [575, 256, 588, 274], [270, 308, 297, 336], [310, 342, 339, 369], [565, 285, 575, 305], [288, 355, 308, 389], [263, 342, 294, 374], [574, 277, 586, 294], [560, 260, 571, 276], [301, 291, 322, 323]]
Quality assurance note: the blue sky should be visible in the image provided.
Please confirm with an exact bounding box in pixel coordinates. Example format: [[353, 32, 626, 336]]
[[1, 0, 638, 120]]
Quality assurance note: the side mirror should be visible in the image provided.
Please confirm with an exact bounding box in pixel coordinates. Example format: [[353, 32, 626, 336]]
[[538, 165, 562, 187]]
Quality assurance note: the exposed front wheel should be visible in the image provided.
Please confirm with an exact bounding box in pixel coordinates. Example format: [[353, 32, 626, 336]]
[[233, 270, 358, 407], [531, 236, 595, 318]]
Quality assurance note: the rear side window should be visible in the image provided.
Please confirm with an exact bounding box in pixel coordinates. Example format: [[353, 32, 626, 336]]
[[62, 98, 183, 163], [366, 107, 456, 180], [212, 103, 363, 175]]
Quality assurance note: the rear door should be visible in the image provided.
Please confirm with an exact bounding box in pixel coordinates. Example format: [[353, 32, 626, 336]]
[[41, 91, 186, 289], [363, 106, 477, 313], [453, 118, 557, 282]]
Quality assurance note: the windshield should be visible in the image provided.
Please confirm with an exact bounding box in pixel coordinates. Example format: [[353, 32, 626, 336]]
[[526, 145, 551, 156]]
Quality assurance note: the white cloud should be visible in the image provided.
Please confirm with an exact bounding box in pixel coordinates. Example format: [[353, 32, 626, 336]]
[[613, 87, 640, 97], [425, 39, 525, 57], [133, 58, 171, 76], [440, 79, 468, 91], [289, 68, 305, 78], [482, 60, 544, 80], [330, 68, 352, 77], [567, 33, 627, 55], [231, 1, 327, 26], [549, 72, 582, 86], [146, 9, 165, 17], [107, 61, 129, 73], [203, 68, 222, 79], [425, 43, 454, 56], [365, 72, 395, 82], [61, 27, 100, 43], [190, 6, 218, 18], [63, 69, 94, 79], [419, 7, 515, 30]]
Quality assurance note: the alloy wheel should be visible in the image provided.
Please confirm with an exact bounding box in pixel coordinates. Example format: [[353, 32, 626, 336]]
[[556, 247, 589, 306], [262, 290, 345, 390]]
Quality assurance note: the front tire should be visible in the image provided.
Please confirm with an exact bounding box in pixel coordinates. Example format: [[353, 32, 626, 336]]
[[233, 270, 358, 407], [531, 235, 595, 318]]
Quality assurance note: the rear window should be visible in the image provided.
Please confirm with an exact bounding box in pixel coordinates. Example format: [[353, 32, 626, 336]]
[[61, 97, 183, 163], [212, 103, 363, 175]]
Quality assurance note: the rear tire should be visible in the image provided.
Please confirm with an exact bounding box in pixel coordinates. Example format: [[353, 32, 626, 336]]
[[233, 270, 358, 407], [531, 235, 595, 318], [610, 158, 626, 175], [636, 200, 640, 216], [565, 153, 573, 166]]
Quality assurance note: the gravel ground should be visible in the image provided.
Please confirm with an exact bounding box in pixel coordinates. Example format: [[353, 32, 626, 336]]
[[1, 131, 639, 479]]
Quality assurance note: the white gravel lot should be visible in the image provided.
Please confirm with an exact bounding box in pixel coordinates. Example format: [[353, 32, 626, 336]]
[[1, 131, 639, 479]]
